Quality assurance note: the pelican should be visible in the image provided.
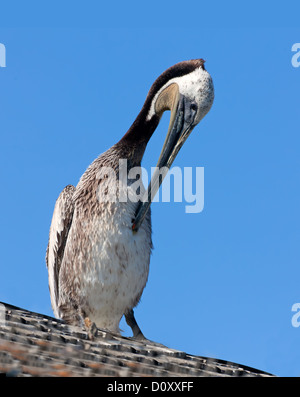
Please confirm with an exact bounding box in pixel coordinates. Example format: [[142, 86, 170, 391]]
[[46, 59, 214, 339]]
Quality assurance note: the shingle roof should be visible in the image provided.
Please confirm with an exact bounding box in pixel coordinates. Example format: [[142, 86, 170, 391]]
[[0, 302, 273, 377]]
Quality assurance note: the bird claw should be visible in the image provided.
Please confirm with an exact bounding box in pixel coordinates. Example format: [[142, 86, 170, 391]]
[[133, 331, 147, 341], [84, 317, 98, 340]]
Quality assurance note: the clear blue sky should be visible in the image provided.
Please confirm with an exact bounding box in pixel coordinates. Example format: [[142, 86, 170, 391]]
[[0, 1, 300, 377]]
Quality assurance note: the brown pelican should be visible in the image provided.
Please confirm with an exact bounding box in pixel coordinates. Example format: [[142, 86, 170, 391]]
[[46, 59, 214, 339]]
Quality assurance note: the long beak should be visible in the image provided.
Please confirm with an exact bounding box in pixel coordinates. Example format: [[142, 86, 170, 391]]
[[132, 92, 197, 232]]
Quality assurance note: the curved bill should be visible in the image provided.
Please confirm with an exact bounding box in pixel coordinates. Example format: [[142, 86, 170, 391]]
[[132, 92, 198, 232]]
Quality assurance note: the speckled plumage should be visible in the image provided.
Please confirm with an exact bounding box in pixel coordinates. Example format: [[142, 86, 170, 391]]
[[46, 59, 214, 335], [47, 143, 152, 332]]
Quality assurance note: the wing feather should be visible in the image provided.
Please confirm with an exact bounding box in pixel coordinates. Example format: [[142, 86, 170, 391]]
[[46, 185, 75, 318]]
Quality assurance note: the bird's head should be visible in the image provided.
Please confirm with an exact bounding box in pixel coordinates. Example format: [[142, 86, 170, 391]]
[[132, 59, 214, 232]]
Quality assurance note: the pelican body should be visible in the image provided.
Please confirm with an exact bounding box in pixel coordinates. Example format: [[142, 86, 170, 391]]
[[46, 59, 214, 337]]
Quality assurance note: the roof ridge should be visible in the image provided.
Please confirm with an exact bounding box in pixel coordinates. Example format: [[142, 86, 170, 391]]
[[0, 301, 274, 377]]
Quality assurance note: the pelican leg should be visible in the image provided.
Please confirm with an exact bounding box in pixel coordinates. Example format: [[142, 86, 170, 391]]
[[125, 309, 145, 340]]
